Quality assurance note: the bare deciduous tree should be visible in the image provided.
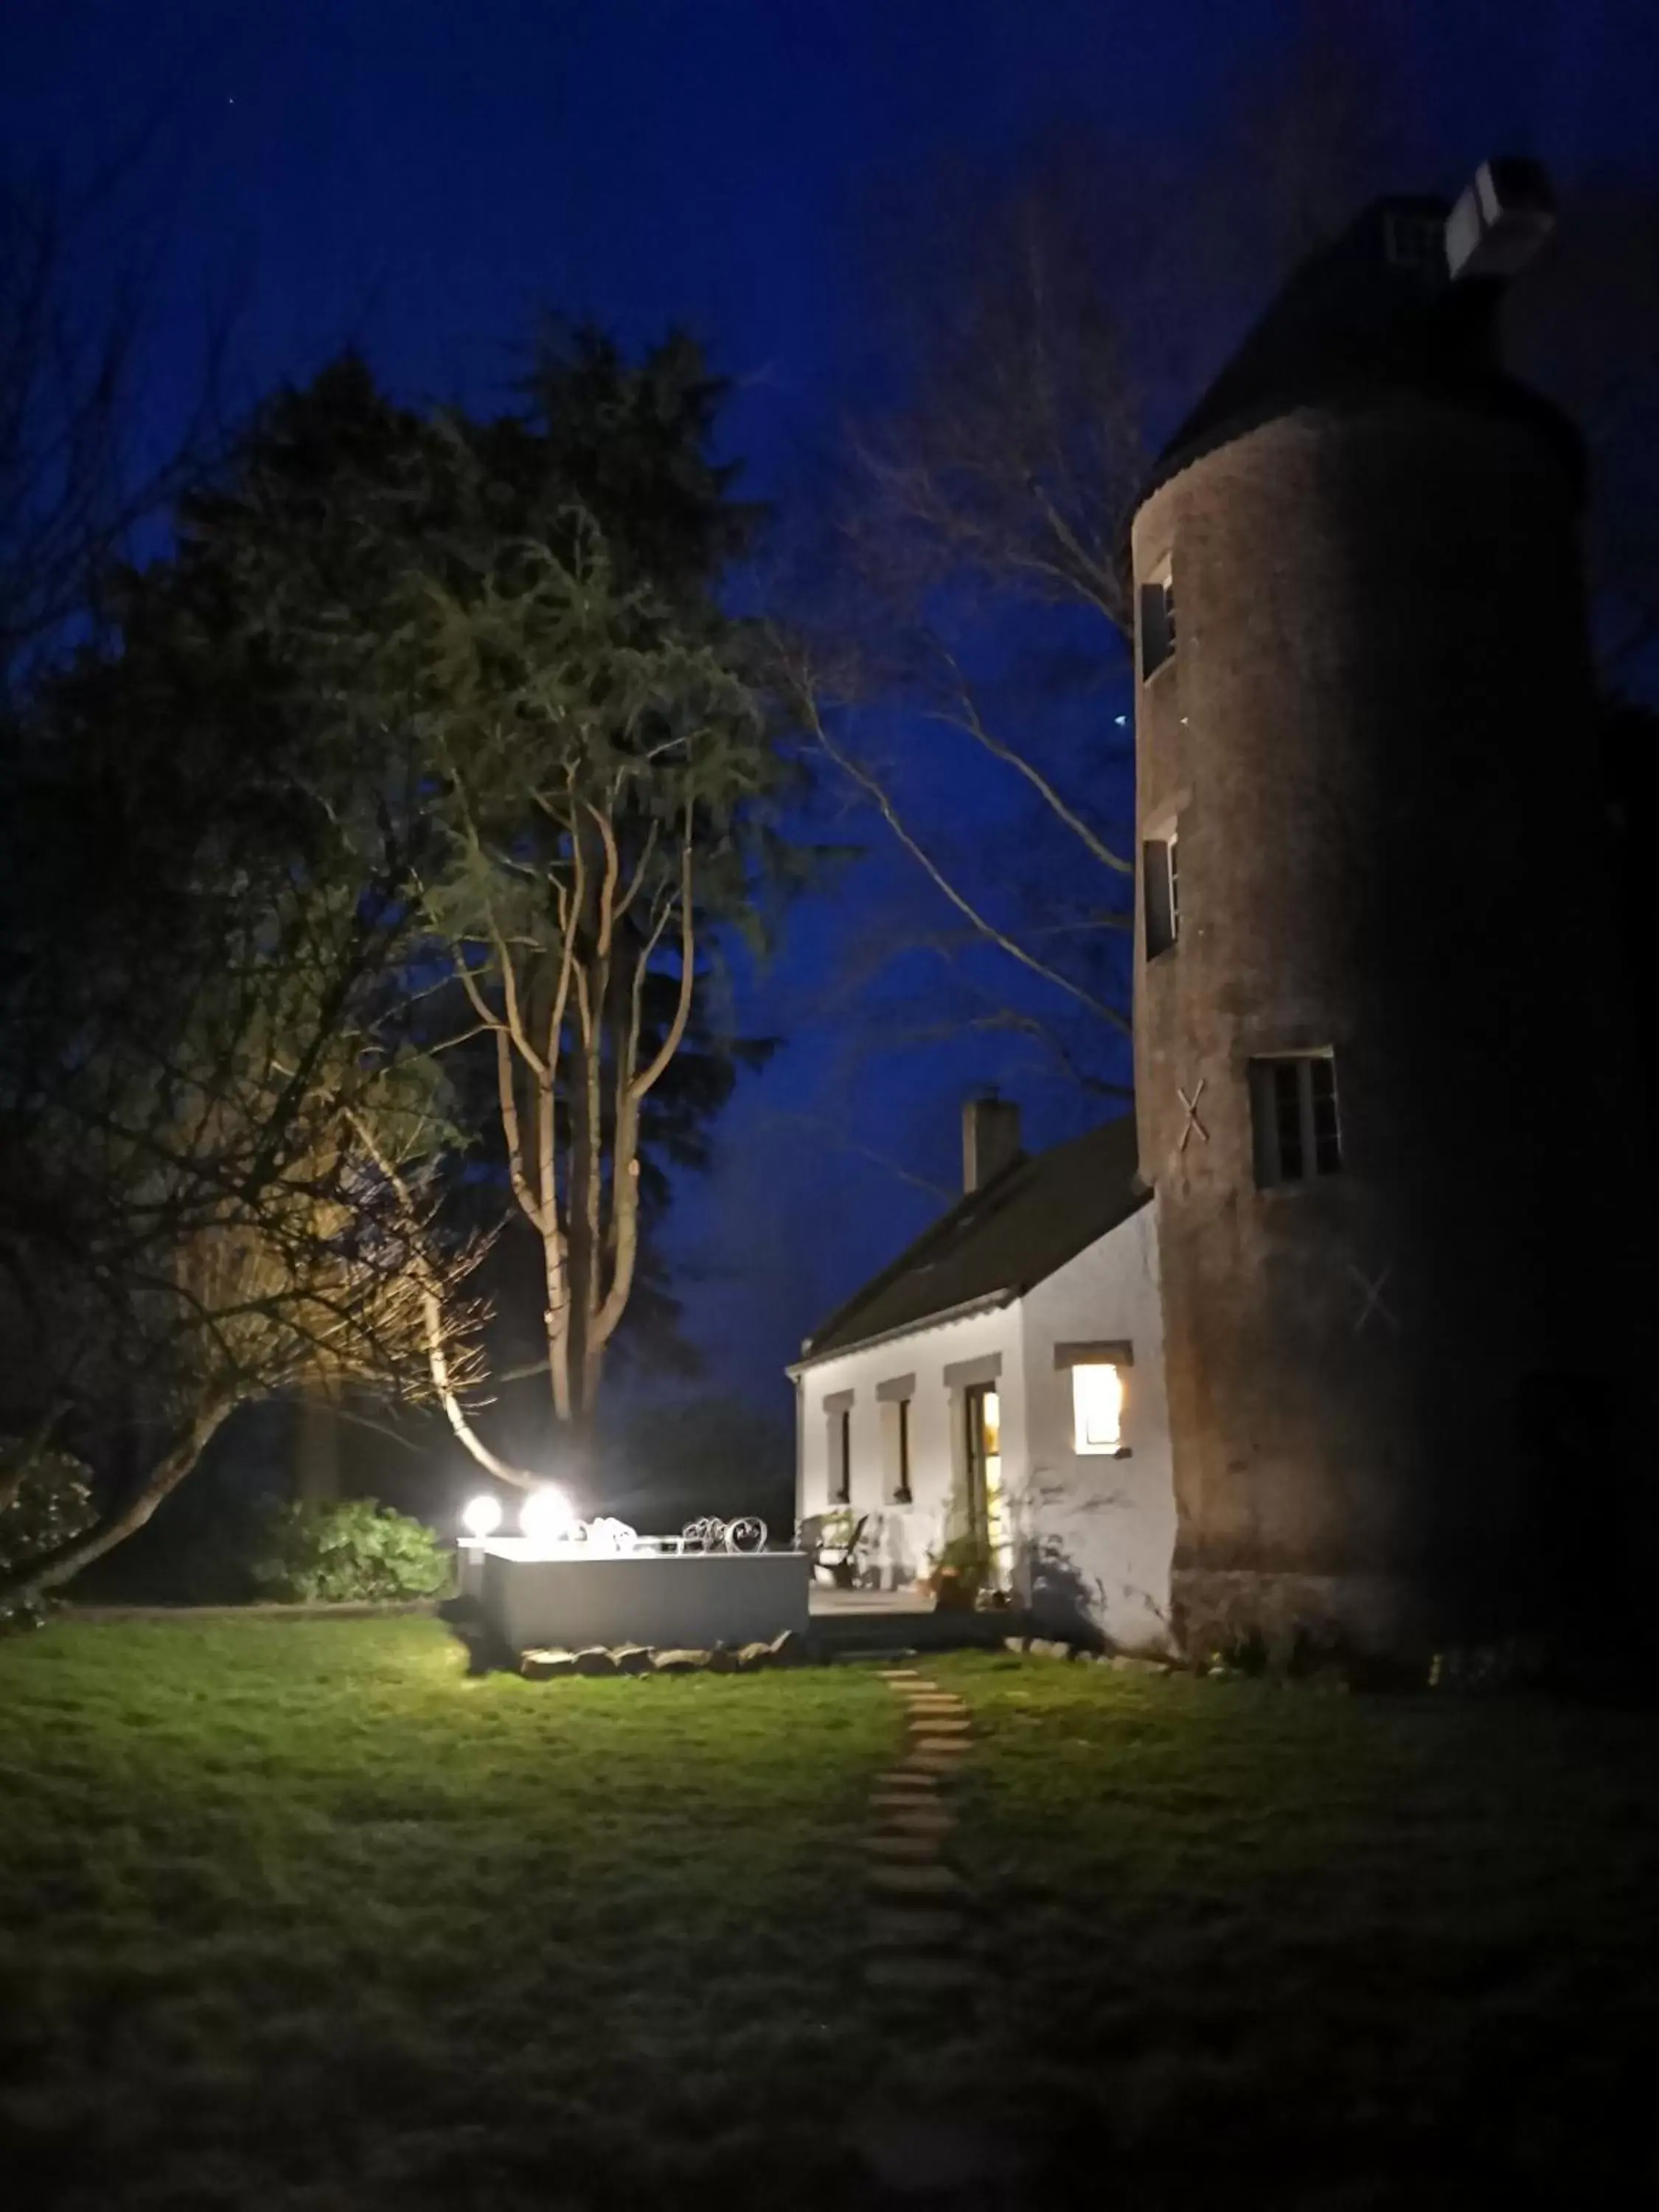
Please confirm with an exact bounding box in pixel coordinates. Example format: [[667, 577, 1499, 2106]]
[[411, 531, 780, 1436], [785, 11, 1424, 1091]]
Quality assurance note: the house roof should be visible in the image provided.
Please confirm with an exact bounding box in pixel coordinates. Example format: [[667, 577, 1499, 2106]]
[[1134, 190, 1583, 520], [793, 1116, 1147, 1369]]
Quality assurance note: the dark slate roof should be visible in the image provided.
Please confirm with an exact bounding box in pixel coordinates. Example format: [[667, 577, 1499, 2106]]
[[796, 1116, 1147, 1367], [1135, 190, 1583, 518]]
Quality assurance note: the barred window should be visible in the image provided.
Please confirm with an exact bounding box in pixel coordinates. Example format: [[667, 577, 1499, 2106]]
[[1251, 1052, 1342, 1186]]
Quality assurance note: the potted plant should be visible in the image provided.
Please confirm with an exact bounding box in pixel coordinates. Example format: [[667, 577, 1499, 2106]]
[[925, 1534, 991, 1612]]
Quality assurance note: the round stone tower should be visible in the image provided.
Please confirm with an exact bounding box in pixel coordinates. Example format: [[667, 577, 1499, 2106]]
[[1131, 170, 1637, 1660]]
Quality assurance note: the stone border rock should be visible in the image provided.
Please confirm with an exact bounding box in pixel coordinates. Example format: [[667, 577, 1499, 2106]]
[[1002, 1632, 1178, 1672], [518, 1627, 810, 1679]]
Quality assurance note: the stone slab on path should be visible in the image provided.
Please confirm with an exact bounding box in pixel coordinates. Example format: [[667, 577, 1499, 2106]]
[[868, 1860, 968, 1900], [908, 1717, 972, 1736], [872, 1778, 953, 1801], [872, 1804, 955, 1834], [863, 1955, 980, 1995], [862, 1832, 945, 1863], [863, 1906, 970, 1950]]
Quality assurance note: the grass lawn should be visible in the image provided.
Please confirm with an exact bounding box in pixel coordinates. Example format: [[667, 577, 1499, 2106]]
[[0, 1616, 900, 2211], [930, 1650, 1659, 2207], [4, 1623, 1658, 2209]]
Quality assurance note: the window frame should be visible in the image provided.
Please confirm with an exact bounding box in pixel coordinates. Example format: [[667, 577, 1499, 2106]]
[[878, 1383, 915, 1506], [1054, 1340, 1133, 1458], [825, 1393, 854, 1504], [1139, 559, 1176, 682], [1071, 1363, 1127, 1456], [1249, 1051, 1343, 1188], [1143, 830, 1180, 959], [1383, 208, 1445, 276]]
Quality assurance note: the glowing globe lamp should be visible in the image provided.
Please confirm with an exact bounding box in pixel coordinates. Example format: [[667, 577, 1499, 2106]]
[[520, 1484, 576, 1546], [460, 1493, 503, 1540]]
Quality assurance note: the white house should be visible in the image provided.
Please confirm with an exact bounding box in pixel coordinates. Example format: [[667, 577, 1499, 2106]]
[[790, 1102, 1175, 1651]]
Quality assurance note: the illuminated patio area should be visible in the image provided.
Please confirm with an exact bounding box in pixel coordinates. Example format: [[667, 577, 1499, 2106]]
[[807, 1581, 1012, 1656]]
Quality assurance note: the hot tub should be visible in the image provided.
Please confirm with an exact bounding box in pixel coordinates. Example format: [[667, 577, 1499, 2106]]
[[467, 1537, 810, 1654]]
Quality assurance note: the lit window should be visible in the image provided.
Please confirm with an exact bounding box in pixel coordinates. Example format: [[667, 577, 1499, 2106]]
[[1139, 561, 1175, 681], [1250, 1052, 1342, 1187], [1072, 1363, 1126, 1455], [1144, 832, 1179, 958], [980, 1388, 1001, 1460]]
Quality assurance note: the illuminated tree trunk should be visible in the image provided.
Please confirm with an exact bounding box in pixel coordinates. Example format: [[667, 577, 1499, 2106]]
[[459, 811, 696, 1445]]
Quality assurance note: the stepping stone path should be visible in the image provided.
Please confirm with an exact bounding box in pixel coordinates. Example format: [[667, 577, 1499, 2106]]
[[861, 1668, 975, 1961], [863, 1905, 966, 1950], [848, 1665, 1029, 2199]]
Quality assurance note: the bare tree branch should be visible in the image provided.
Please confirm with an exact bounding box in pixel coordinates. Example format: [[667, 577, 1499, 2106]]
[[793, 673, 1132, 1039]]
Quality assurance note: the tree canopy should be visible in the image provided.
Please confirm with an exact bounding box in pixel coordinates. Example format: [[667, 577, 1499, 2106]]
[[0, 324, 804, 1596]]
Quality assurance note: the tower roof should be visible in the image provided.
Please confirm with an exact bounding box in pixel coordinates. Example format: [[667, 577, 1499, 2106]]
[[1135, 178, 1584, 518]]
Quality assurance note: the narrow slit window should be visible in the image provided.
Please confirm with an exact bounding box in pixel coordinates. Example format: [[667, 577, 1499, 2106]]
[[828, 1404, 852, 1503], [1140, 563, 1176, 681], [1251, 1052, 1343, 1187], [881, 1392, 914, 1505], [1144, 832, 1180, 958]]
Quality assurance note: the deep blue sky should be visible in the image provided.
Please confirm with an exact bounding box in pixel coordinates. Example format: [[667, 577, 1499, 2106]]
[[5, 0, 1657, 1413]]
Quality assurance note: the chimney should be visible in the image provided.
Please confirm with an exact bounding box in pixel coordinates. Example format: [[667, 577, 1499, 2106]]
[[962, 1094, 1020, 1194]]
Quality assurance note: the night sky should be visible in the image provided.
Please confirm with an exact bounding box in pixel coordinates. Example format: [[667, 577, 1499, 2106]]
[[5, 0, 1656, 1413]]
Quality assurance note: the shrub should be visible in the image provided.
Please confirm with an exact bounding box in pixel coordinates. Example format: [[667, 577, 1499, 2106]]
[[250, 1498, 451, 1604], [0, 1441, 97, 1634]]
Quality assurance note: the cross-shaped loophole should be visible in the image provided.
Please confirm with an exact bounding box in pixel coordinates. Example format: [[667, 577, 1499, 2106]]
[[1349, 1262, 1400, 1335], [1176, 1078, 1208, 1152]]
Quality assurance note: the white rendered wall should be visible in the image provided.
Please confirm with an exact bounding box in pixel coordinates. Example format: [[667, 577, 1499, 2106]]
[[795, 1301, 1027, 1590], [1016, 1200, 1175, 1651]]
